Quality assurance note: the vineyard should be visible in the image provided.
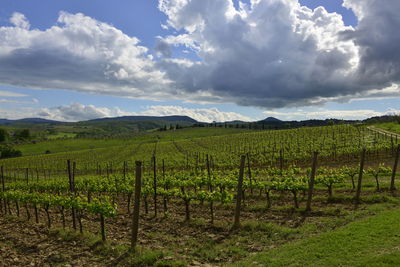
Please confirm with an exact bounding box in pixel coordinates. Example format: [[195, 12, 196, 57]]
[[1, 124, 400, 266]]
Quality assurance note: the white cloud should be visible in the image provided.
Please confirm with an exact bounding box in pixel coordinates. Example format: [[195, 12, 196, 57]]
[[156, 0, 362, 108], [0, 12, 170, 99], [36, 103, 132, 121], [156, 0, 400, 108], [0, 99, 19, 103], [342, 0, 400, 89], [0, 90, 27, 97], [0, 1, 399, 110], [0, 102, 252, 122], [9, 12, 30, 30], [139, 105, 252, 122]]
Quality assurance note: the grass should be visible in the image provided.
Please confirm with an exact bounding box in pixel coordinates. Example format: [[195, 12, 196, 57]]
[[45, 132, 77, 140], [373, 122, 400, 135], [15, 127, 250, 156], [233, 206, 400, 266]]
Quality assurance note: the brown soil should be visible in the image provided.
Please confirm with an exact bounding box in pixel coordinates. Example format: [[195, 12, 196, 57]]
[[0, 176, 398, 266], [0, 217, 107, 267]]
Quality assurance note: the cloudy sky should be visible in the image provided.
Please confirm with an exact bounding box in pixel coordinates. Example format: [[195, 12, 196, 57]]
[[0, 0, 399, 122]]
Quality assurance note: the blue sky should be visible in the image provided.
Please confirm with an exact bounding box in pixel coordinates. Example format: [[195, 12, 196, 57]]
[[0, 0, 399, 122]]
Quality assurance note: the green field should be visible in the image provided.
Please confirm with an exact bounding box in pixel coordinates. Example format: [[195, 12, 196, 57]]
[[15, 127, 250, 156], [1, 124, 400, 266]]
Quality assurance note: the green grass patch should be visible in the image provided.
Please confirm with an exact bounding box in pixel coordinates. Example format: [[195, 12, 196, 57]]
[[46, 132, 77, 140], [373, 122, 400, 135], [233, 207, 400, 266]]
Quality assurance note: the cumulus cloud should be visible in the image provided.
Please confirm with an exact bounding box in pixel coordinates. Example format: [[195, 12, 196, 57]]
[[0, 12, 170, 99], [0, 1, 399, 109], [0, 102, 251, 122], [36, 103, 132, 121], [139, 105, 252, 122], [154, 39, 172, 58], [9, 12, 30, 29], [157, 0, 359, 107], [342, 0, 400, 88], [156, 0, 400, 107]]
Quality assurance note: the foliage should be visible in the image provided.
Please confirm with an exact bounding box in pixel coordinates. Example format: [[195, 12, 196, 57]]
[[14, 129, 31, 140], [0, 144, 22, 159], [0, 128, 9, 142]]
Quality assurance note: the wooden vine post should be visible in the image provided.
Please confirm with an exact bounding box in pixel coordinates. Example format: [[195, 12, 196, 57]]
[[306, 152, 318, 212], [152, 155, 157, 217], [131, 161, 142, 250], [67, 160, 76, 230], [206, 154, 214, 224], [390, 144, 400, 192], [355, 148, 366, 206], [232, 155, 246, 230]]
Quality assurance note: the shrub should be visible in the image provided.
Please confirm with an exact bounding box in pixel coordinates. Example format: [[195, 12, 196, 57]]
[[0, 145, 22, 158]]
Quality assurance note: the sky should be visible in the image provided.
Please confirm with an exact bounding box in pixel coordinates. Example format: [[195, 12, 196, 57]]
[[0, 0, 399, 122]]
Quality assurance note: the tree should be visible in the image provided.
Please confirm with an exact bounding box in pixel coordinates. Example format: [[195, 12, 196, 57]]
[[0, 145, 22, 159], [0, 128, 8, 142], [15, 129, 31, 140]]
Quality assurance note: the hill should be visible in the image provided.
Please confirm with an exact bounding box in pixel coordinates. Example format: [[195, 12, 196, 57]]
[[87, 115, 197, 123]]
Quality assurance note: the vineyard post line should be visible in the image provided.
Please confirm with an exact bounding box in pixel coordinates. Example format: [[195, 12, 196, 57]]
[[355, 148, 366, 206], [390, 144, 400, 192], [306, 152, 318, 213], [232, 155, 246, 230], [131, 161, 142, 250]]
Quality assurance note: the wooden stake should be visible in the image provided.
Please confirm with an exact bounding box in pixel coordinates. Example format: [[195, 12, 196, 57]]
[[206, 154, 214, 224], [390, 144, 400, 192], [306, 152, 318, 212], [152, 155, 157, 217], [67, 160, 76, 230], [232, 155, 246, 229], [355, 149, 366, 206], [131, 161, 142, 250]]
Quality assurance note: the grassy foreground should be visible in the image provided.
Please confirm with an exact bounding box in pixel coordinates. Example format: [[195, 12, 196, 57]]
[[233, 207, 400, 267]]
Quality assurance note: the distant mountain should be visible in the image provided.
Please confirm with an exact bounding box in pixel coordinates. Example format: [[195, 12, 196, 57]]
[[87, 115, 198, 123], [0, 115, 200, 138], [0, 119, 11, 124], [18, 118, 62, 123], [0, 118, 62, 125], [0, 116, 198, 126], [259, 117, 282, 123]]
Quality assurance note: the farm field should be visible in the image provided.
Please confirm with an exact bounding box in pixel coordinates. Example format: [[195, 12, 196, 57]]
[[14, 127, 250, 156], [1, 124, 400, 266]]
